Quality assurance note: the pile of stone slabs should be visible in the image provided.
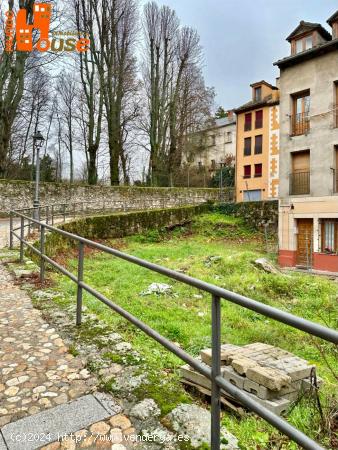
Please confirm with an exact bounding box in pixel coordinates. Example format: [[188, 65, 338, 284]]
[[181, 343, 320, 416]]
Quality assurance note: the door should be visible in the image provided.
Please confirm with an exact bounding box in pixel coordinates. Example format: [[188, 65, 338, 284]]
[[297, 219, 313, 267]]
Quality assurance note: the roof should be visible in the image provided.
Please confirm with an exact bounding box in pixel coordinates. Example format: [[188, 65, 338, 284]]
[[214, 117, 236, 127], [327, 10, 338, 26], [234, 95, 279, 114], [274, 37, 338, 68], [286, 20, 332, 42], [250, 80, 279, 90]]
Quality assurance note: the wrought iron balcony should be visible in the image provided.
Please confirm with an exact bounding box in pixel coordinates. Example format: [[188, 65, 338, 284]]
[[289, 171, 310, 195], [290, 112, 310, 136]]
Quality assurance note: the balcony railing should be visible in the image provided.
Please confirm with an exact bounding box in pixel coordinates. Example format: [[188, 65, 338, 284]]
[[244, 122, 252, 131], [290, 171, 310, 195], [291, 112, 310, 136], [333, 169, 338, 193]]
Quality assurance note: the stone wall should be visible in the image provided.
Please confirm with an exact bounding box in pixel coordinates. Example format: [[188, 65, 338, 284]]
[[215, 200, 278, 232], [0, 179, 221, 215], [44, 205, 209, 256]]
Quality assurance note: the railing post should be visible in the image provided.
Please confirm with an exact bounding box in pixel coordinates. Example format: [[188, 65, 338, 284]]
[[211, 294, 221, 450], [46, 206, 49, 225], [40, 225, 45, 283], [76, 241, 85, 326], [20, 216, 24, 263], [51, 205, 55, 226], [9, 212, 13, 250], [63, 204, 66, 222]]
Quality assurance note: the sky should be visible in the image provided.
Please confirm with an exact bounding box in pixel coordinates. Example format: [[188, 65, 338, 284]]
[[141, 0, 338, 111]]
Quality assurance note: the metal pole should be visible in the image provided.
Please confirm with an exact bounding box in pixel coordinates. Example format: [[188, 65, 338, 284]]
[[76, 241, 85, 326], [33, 144, 40, 222], [9, 213, 13, 249], [20, 217, 24, 263], [51, 205, 55, 226], [46, 206, 49, 225], [211, 294, 221, 450], [63, 204, 66, 222], [40, 225, 45, 283]]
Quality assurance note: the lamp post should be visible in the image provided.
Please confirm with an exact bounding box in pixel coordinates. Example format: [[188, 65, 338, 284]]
[[33, 131, 45, 221]]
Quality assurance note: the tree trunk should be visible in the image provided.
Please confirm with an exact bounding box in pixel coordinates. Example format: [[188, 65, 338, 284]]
[[87, 144, 98, 185]]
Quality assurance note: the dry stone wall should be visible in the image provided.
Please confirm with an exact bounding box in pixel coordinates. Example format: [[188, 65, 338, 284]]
[[0, 180, 220, 215]]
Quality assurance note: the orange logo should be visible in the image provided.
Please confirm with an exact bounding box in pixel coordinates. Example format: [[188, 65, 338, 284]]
[[5, 3, 90, 53]]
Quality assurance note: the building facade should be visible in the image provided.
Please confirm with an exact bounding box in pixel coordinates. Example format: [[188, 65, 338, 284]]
[[184, 112, 236, 174], [235, 81, 280, 202], [276, 12, 338, 273]]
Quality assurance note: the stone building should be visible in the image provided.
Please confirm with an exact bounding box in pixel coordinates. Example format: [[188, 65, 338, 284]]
[[234, 81, 280, 202], [275, 10, 338, 273], [183, 112, 236, 175]]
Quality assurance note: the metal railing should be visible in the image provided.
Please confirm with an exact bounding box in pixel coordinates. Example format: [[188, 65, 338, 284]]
[[9, 208, 338, 450], [290, 172, 310, 195], [291, 112, 310, 136]]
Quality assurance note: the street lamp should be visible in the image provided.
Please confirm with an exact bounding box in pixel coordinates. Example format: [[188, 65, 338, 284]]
[[32, 131, 45, 221]]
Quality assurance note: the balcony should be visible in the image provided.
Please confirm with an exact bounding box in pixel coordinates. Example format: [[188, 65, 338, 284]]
[[290, 171, 310, 195], [290, 113, 310, 136]]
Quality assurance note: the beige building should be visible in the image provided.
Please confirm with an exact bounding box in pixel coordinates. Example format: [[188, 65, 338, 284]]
[[275, 11, 338, 273], [184, 112, 236, 174]]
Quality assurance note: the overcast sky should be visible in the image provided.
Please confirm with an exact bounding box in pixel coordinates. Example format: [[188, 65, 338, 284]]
[[142, 0, 338, 110]]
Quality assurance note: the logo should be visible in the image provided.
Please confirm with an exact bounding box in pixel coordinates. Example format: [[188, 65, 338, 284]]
[[5, 3, 90, 53]]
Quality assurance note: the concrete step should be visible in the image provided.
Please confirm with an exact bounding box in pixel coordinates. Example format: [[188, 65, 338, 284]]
[[0, 394, 120, 450]]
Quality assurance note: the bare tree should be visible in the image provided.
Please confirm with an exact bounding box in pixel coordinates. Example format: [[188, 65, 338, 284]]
[[88, 0, 139, 185], [57, 73, 77, 183], [142, 1, 214, 186], [74, 0, 104, 185]]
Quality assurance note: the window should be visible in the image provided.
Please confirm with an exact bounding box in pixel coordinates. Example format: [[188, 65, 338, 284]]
[[291, 90, 310, 135], [254, 87, 262, 101], [335, 82, 338, 128], [254, 163, 262, 177], [334, 146, 338, 193], [295, 35, 313, 54], [244, 113, 252, 131], [211, 159, 216, 169], [255, 135, 263, 154], [243, 190, 262, 202], [244, 137, 251, 156], [244, 165, 251, 178], [211, 134, 216, 146], [305, 35, 313, 50], [226, 131, 232, 143], [290, 150, 310, 195], [255, 110, 263, 129], [321, 220, 338, 253]]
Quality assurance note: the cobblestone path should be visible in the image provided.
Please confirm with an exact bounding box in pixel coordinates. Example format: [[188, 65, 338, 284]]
[[0, 264, 96, 426]]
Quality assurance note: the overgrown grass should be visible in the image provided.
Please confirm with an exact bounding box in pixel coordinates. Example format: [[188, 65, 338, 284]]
[[47, 213, 337, 449]]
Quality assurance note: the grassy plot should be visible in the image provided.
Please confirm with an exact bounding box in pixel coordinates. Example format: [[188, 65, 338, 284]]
[[49, 214, 338, 449]]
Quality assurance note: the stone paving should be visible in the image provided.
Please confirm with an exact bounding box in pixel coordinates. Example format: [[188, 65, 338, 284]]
[[0, 264, 96, 427]]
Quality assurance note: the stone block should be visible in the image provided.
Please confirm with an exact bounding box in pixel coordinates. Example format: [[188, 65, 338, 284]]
[[243, 378, 271, 400], [223, 366, 245, 390], [200, 344, 239, 367], [266, 357, 315, 381], [246, 392, 291, 416], [231, 357, 259, 375], [246, 366, 291, 391]]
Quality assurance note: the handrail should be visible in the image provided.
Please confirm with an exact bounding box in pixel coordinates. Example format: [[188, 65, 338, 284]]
[[9, 208, 338, 450]]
